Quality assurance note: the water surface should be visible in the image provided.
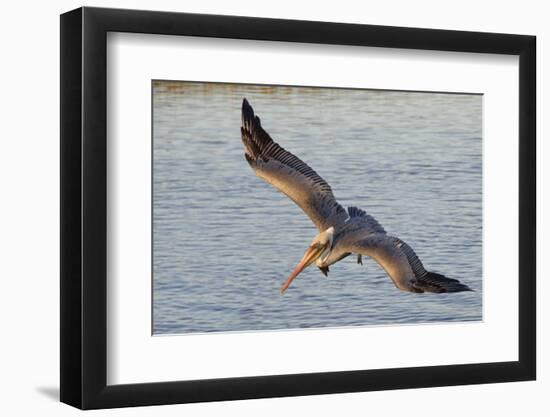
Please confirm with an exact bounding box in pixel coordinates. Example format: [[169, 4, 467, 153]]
[[153, 81, 482, 334]]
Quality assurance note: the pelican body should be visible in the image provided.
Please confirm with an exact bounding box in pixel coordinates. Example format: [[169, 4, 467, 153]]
[[240, 99, 472, 294]]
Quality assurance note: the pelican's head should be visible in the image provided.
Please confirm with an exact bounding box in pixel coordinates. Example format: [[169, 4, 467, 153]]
[[280, 227, 334, 294]]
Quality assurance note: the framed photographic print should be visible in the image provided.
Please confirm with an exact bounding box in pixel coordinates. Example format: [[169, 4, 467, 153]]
[[60, 6, 536, 410]]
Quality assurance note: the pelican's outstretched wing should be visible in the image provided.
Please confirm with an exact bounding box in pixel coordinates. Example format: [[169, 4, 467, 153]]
[[241, 99, 348, 231], [340, 230, 472, 293]]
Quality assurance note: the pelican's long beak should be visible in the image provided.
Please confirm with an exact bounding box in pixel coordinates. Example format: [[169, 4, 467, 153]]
[[280, 243, 325, 294]]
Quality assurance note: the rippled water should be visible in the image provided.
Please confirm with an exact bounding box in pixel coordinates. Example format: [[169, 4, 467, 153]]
[[152, 81, 482, 335]]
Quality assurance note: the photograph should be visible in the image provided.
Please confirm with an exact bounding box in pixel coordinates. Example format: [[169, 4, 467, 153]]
[[152, 81, 482, 335], [54, 4, 537, 412]]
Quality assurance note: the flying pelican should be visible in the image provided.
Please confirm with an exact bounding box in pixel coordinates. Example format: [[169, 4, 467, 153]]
[[240, 98, 473, 295]]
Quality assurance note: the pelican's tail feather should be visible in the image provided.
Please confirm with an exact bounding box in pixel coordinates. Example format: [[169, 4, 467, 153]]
[[414, 272, 473, 293]]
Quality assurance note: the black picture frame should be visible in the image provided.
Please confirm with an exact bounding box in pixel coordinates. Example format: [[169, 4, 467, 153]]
[[60, 6, 536, 410]]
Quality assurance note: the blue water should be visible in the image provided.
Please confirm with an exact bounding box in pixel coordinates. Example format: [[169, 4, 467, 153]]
[[152, 81, 482, 334]]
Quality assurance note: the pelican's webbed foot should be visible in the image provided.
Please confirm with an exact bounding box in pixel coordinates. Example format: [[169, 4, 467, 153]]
[[357, 254, 363, 265], [318, 266, 329, 277]]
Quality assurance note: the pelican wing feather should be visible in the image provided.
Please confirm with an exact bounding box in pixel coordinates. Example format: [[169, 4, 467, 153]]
[[241, 99, 348, 231], [341, 233, 472, 293]]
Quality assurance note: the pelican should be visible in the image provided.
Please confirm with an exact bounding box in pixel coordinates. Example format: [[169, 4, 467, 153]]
[[240, 99, 473, 295]]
